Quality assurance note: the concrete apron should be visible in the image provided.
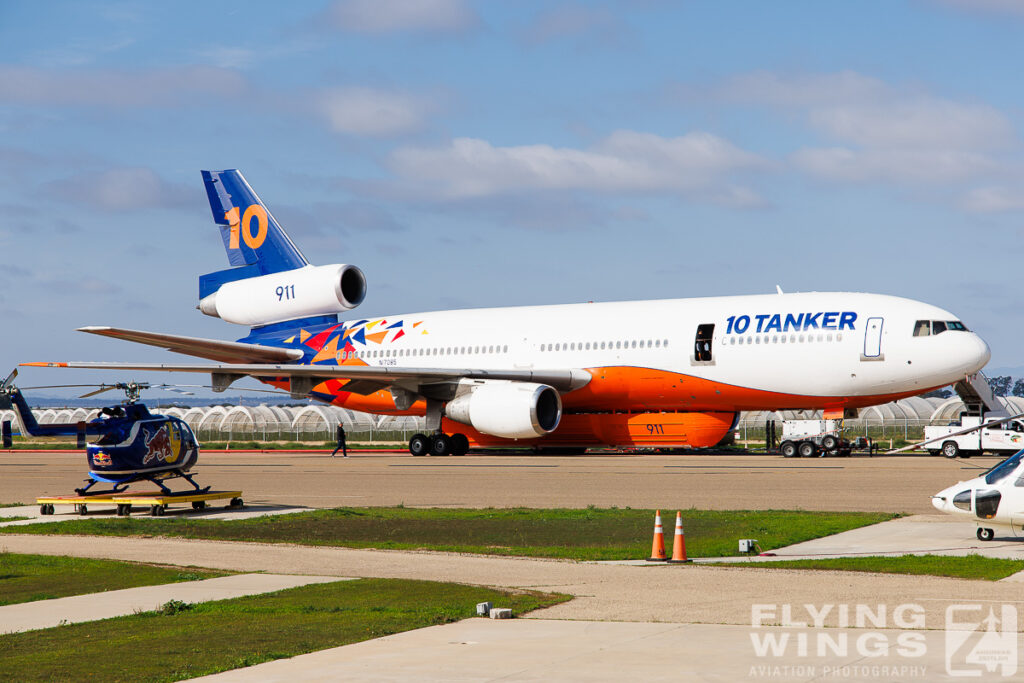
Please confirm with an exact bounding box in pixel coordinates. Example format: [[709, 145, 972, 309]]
[[184, 618, 1023, 683]]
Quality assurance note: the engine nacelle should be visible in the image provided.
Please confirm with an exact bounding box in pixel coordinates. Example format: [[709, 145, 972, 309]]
[[199, 264, 366, 327], [444, 380, 562, 439]]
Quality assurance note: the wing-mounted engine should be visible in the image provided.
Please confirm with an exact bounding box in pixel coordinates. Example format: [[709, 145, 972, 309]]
[[444, 380, 562, 439], [199, 263, 366, 327]]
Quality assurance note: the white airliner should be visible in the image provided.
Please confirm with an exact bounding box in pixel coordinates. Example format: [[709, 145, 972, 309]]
[[27, 170, 992, 455]]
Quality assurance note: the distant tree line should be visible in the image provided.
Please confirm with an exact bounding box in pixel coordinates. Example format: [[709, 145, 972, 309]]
[[985, 376, 1024, 398], [922, 376, 1024, 400]]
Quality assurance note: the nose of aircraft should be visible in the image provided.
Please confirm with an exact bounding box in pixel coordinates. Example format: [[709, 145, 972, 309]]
[[969, 333, 992, 373]]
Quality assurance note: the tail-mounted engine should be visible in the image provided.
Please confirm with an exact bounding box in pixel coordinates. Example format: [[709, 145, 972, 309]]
[[199, 264, 366, 327]]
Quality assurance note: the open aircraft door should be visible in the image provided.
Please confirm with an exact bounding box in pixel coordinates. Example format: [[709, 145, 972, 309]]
[[862, 317, 883, 360]]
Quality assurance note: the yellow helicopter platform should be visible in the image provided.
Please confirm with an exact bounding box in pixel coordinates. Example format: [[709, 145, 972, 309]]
[[36, 490, 243, 517]]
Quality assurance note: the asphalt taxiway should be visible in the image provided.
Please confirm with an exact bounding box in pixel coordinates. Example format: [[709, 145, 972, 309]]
[[0, 450, 998, 513]]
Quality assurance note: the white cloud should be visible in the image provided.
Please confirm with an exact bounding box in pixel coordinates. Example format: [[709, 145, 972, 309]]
[[50, 167, 193, 211], [323, 0, 479, 34], [523, 4, 620, 44], [0, 65, 247, 107], [809, 101, 1012, 150], [387, 131, 768, 204], [708, 70, 1021, 201], [960, 186, 1024, 212], [792, 147, 1002, 185], [316, 87, 431, 136]]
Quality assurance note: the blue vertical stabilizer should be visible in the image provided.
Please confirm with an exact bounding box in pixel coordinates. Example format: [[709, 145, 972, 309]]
[[199, 170, 308, 298]]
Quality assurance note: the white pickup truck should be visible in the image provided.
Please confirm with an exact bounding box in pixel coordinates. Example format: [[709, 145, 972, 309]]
[[925, 416, 1024, 458]]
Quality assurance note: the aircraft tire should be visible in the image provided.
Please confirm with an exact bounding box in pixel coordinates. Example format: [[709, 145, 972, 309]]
[[430, 433, 452, 456], [780, 441, 797, 458], [451, 433, 469, 456], [408, 433, 430, 456], [797, 441, 817, 458], [942, 441, 960, 459], [977, 527, 994, 541]]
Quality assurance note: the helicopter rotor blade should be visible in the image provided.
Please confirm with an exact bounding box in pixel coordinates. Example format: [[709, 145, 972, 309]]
[[1, 368, 17, 390], [79, 386, 118, 399]]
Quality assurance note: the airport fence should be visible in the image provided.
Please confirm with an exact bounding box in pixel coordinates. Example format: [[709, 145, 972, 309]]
[[194, 424, 423, 445]]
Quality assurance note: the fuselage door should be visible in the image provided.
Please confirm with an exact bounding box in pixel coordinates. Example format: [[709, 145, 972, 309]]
[[862, 317, 883, 360], [694, 324, 714, 362]]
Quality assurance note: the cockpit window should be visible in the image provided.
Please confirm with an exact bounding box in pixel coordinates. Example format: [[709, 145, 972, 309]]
[[914, 320, 969, 336], [953, 490, 972, 511], [985, 450, 1024, 485], [976, 490, 1001, 519]]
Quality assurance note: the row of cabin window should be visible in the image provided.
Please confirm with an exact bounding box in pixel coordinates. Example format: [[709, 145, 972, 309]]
[[727, 332, 844, 345], [341, 345, 510, 360], [539, 339, 670, 352]]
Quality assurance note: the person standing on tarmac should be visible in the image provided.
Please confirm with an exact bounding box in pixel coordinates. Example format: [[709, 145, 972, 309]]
[[331, 424, 347, 457]]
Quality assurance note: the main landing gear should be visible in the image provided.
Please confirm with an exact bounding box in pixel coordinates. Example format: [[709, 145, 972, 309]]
[[409, 432, 469, 456]]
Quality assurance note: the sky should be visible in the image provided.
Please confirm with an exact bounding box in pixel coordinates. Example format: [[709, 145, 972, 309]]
[[3, 0, 1024, 398]]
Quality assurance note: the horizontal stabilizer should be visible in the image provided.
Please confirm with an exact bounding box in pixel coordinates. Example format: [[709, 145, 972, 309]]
[[77, 327, 304, 364]]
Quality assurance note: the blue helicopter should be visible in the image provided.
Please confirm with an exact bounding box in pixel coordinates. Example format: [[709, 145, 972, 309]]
[[0, 369, 205, 497]]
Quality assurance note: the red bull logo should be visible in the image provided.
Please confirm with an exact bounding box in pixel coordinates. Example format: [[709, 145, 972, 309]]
[[91, 451, 112, 467], [143, 424, 177, 465]]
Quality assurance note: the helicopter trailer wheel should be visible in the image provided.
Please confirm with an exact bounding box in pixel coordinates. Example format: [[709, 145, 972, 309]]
[[78, 504, 88, 516], [977, 527, 995, 541], [191, 501, 206, 511], [229, 497, 244, 508]]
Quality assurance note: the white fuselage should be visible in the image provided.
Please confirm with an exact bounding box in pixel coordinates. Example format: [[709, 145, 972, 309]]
[[324, 290, 990, 413]]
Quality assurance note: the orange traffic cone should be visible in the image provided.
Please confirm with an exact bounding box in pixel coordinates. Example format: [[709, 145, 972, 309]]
[[668, 511, 691, 563], [647, 510, 667, 561]]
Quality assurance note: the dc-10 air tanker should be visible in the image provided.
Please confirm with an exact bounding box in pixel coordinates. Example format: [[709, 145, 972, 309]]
[[27, 170, 991, 455]]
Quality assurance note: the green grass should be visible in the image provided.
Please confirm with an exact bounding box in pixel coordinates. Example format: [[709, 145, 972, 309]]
[[710, 554, 1024, 581], [0, 507, 896, 561], [0, 553, 228, 606], [0, 578, 568, 682]]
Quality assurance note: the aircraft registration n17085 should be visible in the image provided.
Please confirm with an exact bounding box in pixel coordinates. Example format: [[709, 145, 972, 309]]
[[25, 169, 992, 455]]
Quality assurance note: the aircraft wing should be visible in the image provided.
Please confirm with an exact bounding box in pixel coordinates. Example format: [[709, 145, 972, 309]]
[[22, 361, 592, 397], [77, 327, 304, 364]]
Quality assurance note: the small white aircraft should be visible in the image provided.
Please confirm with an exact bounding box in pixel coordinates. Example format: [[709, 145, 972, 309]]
[[932, 450, 1024, 541]]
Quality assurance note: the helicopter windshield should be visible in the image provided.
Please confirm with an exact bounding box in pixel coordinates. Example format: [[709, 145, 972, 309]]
[[984, 450, 1024, 485]]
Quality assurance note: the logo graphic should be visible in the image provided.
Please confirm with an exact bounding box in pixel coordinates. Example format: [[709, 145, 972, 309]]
[[143, 424, 180, 465], [946, 604, 1018, 677], [91, 451, 112, 467]]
